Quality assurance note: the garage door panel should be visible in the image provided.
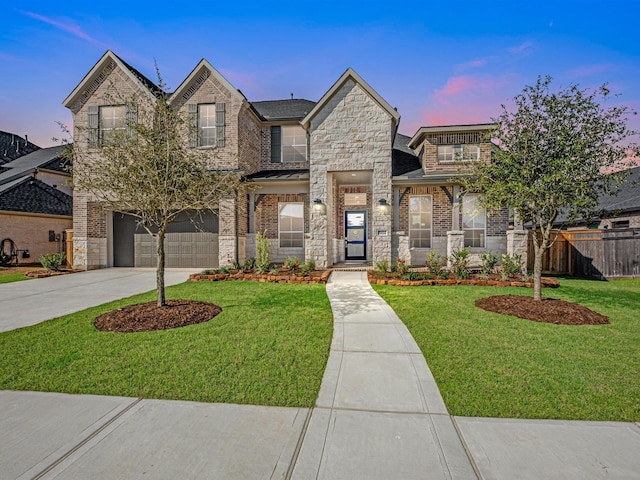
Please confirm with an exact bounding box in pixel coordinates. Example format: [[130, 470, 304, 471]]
[[135, 232, 218, 268]]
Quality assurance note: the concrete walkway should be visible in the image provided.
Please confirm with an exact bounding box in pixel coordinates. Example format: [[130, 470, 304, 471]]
[[1, 270, 639, 479], [291, 271, 476, 479], [0, 267, 198, 332]]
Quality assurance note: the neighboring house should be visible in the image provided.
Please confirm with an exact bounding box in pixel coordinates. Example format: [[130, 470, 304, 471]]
[[64, 50, 514, 270], [0, 131, 40, 167], [0, 145, 73, 262], [555, 166, 640, 230]]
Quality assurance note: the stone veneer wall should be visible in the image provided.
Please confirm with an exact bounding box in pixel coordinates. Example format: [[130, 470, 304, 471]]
[[306, 79, 393, 267]]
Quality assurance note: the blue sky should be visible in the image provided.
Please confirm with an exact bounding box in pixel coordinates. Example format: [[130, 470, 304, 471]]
[[1, 0, 639, 147]]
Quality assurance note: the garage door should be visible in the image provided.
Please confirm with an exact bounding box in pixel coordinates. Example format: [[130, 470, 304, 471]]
[[113, 212, 219, 268]]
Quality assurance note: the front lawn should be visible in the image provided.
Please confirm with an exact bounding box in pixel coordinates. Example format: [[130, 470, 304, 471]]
[[373, 278, 640, 422], [0, 281, 333, 407], [0, 273, 30, 284]]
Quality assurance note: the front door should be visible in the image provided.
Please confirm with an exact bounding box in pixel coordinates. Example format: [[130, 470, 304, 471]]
[[345, 211, 366, 261]]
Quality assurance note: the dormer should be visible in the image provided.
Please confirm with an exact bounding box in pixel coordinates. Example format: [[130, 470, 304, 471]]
[[408, 124, 495, 174]]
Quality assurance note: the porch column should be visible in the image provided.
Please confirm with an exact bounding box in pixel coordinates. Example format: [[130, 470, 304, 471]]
[[452, 185, 460, 230], [218, 194, 237, 267]]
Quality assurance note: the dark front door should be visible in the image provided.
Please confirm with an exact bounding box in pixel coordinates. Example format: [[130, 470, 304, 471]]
[[345, 211, 366, 261]]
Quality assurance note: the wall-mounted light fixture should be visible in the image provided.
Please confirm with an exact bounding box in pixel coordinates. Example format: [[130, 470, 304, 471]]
[[313, 199, 326, 214], [378, 198, 390, 213]]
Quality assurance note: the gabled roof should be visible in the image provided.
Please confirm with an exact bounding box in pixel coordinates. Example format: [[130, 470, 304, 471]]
[[0, 177, 72, 216], [251, 99, 316, 121], [63, 50, 160, 110], [408, 123, 496, 149], [168, 59, 246, 106], [301, 68, 400, 130], [0, 131, 40, 166], [0, 145, 69, 186]]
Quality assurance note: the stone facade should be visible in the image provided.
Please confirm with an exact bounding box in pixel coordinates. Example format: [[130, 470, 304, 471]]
[[305, 79, 394, 268]]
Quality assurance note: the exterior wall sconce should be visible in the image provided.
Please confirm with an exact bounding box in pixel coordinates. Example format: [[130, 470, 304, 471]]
[[378, 198, 390, 213], [313, 199, 326, 214]]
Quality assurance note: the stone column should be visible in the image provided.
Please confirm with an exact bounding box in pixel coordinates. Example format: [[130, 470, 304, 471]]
[[447, 230, 465, 260], [506, 229, 529, 272], [218, 195, 237, 267], [307, 166, 329, 268]]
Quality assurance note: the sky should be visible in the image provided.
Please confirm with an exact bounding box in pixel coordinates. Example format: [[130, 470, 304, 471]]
[[1, 0, 639, 148]]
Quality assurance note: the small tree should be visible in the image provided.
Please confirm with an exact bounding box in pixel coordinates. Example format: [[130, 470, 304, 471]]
[[464, 76, 638, 300], [69, 70, 240, 307]]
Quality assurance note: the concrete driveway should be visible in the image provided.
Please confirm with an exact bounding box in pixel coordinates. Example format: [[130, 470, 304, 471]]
[[0, 268, 198, 332]]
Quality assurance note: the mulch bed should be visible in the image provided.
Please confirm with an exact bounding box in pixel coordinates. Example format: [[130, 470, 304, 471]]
[[475, 295, 610, 325], [190, 269, 332, 284], [94, 300, 222, 333], [25, 268, 81, 278]]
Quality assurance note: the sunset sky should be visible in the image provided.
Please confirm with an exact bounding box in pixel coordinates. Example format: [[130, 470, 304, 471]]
[[1, 0, 639, 147]]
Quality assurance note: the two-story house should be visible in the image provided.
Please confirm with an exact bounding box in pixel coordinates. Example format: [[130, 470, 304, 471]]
[[64, 50, 516, 270]]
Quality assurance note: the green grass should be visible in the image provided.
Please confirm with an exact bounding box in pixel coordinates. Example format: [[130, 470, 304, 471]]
[[0, 281, 332, 407], [373, 278, 640, 422], [0, 273, 30, 284]]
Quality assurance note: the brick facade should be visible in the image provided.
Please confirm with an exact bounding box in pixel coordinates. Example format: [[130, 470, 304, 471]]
[[66, 52, 509, 270]]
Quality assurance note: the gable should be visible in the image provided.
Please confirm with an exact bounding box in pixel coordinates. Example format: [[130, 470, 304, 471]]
[[302, 68, 399, 132], [63, 50, 158, 114], [168, 59, 245, 108]]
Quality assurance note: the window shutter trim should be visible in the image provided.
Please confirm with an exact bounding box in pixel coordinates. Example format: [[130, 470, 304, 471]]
[[87, 105, 99, 148], [216, 102, 225, 147], [188, 103, 198, 147], [270, 126, 282, 163]]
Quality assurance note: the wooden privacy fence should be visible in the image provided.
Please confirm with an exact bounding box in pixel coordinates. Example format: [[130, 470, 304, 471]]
[[527, 228, 640, 279]]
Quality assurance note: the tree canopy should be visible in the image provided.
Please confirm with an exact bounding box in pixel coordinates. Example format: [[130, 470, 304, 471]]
[[464, 75, 639, 299]]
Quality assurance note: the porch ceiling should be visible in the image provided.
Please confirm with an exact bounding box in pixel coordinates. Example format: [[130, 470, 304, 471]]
[[331, 170, 373, 185]]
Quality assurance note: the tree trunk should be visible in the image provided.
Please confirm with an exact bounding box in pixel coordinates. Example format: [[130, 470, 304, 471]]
[[533, 243, 543, 301], [156, 230, 166, 307]]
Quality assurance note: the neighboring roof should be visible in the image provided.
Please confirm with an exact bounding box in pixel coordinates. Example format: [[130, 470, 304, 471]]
[[244, 169, 310, 181], [392, 133, 421, 176], [555, 167, 640, 225], [0, 145, 69, 186], [63, 50, 159, 110], [408, 123, 496, 149], [251, 99, 317, 121], [0, 177, 72, 216], [302, 68, 400, 131], [0, 131, 40, 166]]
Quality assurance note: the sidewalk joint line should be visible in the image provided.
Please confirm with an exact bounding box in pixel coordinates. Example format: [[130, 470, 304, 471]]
[[450, 415, 483, 480], [284, 408, 313, 480], [31, 397, 143, 479]]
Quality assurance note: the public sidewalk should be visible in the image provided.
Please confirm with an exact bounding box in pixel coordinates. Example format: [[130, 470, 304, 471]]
[[0, 270, 639, 479]]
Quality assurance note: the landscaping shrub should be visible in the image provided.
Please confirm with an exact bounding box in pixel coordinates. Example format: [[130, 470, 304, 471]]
[[449, 248, 471, 279], [39, 252, 66, 271], [480, 251, 499, 275], [501, 253, 524, 280], [376, 260, 390, 274], [305, 258, 316, 271], [426, 252, 447, 278], [395, 258, 410, 276], [242, 257, 256, 272], [284, 256, 300, 270], [255, 231, 271, 273]]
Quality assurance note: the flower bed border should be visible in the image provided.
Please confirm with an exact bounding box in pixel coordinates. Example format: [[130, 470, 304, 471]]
[[367, 271, 559, 288], [189, 269, 332, 284]]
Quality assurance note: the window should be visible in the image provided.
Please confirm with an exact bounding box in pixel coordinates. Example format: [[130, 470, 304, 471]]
[[409, 195, 432, 248], [198, 104, 217, 146], [187, 103, 225, 147], [99, 105, 126, 145], [279, 203, 304, 248], [437, 144, 480, 162], [270, 125, 307, 163], [462, 194, 486, 248]]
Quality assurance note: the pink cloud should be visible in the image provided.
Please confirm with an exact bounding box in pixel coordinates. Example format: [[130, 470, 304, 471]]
[[566, 64, 614, 79], [508, 41, 534, 55], [20, 10, 98, 44]]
